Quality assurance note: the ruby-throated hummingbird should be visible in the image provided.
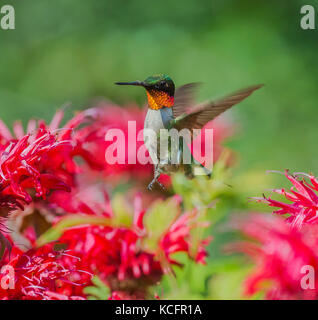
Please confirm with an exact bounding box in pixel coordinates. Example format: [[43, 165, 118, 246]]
[[115, 75, 262, 190]]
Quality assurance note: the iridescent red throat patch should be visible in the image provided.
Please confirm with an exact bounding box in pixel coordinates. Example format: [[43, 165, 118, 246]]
[[146, 90, 174, 110]]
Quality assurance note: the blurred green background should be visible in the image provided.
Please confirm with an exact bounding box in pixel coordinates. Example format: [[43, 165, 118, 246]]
[[1, 0, 317, 300], [1, 0, 318, 175]]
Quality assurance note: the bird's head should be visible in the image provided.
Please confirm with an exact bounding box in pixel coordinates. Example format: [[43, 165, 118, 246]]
[[115, 74, 175, 110]]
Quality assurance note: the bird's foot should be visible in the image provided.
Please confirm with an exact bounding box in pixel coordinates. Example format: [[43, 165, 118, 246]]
[[147, 181, 154, 191], [147, 178, 166, 191], [156, 180, 166, 191]]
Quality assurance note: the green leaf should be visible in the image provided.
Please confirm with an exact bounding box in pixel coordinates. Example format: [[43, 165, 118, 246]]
[[143, 197, 181, 252], [36, 215, 111, 247], [83, 276, 110, 300], [110, 194, 133, 227]]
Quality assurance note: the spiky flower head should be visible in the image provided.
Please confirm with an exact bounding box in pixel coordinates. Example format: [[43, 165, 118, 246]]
[[255, 170, 318, 229]]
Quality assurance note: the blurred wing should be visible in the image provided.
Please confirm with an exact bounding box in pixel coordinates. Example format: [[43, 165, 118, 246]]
[[172, 83, 201, 118], [173, 84, 263, 135]]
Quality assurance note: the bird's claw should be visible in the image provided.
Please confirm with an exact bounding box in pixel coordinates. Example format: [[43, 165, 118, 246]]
[[147, 179, 166, 191], [156, 180, 166, 191]]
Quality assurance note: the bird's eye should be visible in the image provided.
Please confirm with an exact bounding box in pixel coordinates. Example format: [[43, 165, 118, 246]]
[[155, 81, 168, 90], [160, 81, 167, 88]]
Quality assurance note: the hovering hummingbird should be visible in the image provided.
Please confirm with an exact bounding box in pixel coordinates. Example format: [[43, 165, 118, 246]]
[[115, 75, 263, 190]]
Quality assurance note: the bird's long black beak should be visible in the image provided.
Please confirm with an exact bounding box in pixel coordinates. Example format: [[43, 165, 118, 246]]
[[115, 80, 146, 87]]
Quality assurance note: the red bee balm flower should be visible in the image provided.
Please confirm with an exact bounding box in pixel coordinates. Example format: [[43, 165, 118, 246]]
[[0, 132, 71, 215], [54, 194, 210, 299], [239, 214, 318, 300], [257, 170, 318, 228]]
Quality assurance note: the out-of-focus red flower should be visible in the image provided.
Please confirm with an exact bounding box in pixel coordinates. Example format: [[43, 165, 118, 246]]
[[108, 291, 161, 300], [44, 103, 158, 191], [255, 170, 318, 229], [77, 102, 152, 181], [49, 181, 112, 218], [108, 291, 122, 300], [238, 214, 318, 300], [55, 194, 210, 299], [0, 243, 87, 300], [208, 115, 235, 163]]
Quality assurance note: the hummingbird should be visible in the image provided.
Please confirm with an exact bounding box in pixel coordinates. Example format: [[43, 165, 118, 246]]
[[115, 74, 263, 190]]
